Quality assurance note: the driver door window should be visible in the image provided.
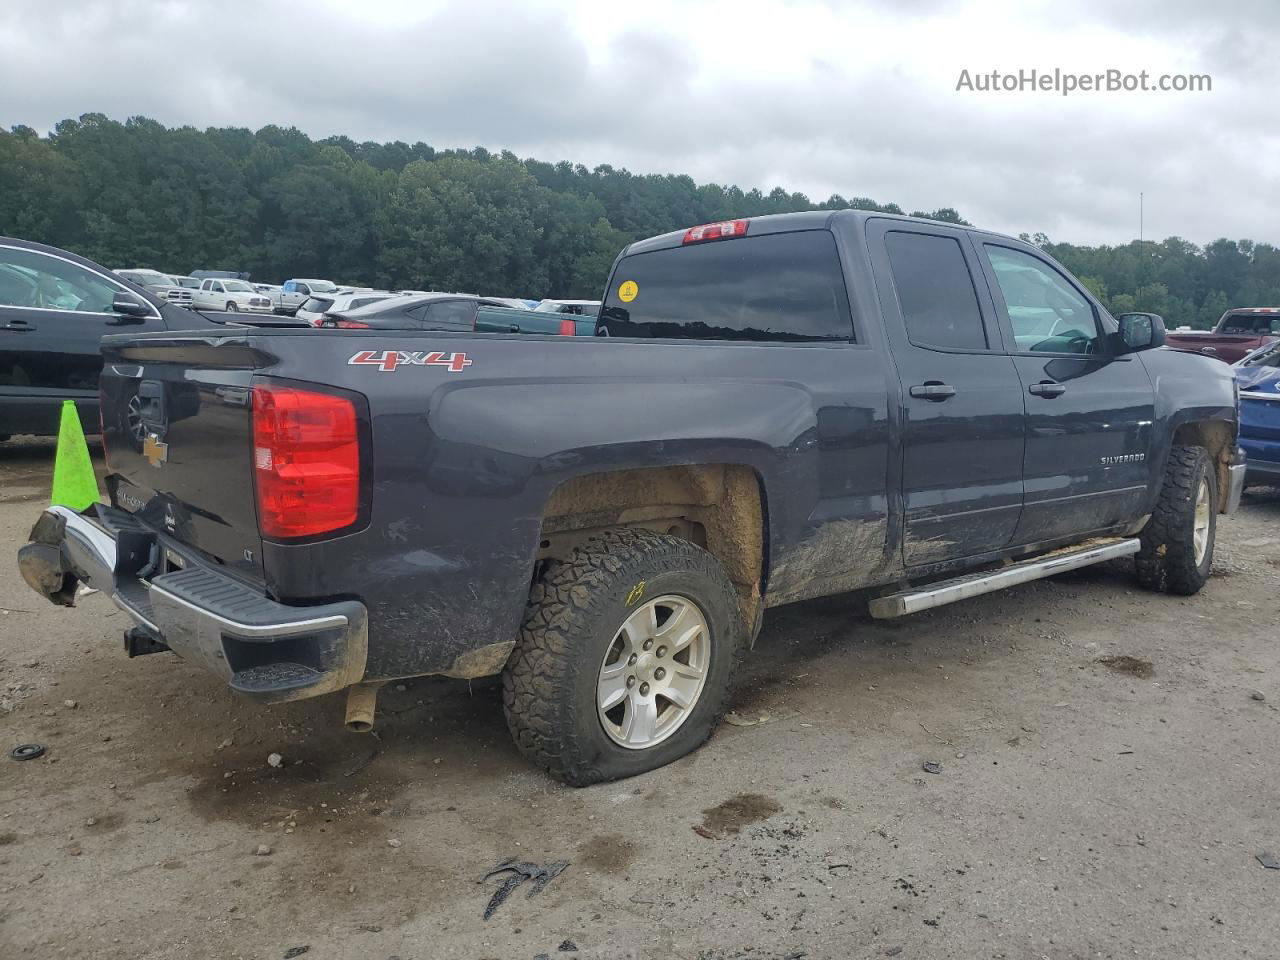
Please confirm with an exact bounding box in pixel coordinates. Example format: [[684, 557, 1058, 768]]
[[984, 245, 1101, 355], [0, 247, 124, 314]]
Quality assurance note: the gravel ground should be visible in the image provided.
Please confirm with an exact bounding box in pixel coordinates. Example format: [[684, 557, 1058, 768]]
[[1, 436, 1277, 960]]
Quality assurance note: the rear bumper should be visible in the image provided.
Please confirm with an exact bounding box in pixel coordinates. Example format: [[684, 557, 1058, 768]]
[[17, 505, 367, 703]]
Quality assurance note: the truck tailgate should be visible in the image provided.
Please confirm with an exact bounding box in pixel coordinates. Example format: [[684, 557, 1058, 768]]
[[98, 337, 266, 583]]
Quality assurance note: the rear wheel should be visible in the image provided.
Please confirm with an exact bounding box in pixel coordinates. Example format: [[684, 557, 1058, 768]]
[[1135, 444, 1217, 595], [503, 528, 744, 786]]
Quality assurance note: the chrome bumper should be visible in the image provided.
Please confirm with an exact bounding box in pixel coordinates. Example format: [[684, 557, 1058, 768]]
[[1224, 446, 1246, 514], [18, 505, 367, 702]]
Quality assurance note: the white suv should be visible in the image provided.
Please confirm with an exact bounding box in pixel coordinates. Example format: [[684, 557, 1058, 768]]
[[295, 291, 400, 326]]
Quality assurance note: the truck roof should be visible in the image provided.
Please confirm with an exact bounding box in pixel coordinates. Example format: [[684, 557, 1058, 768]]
[[620, 209, 1018, 257]]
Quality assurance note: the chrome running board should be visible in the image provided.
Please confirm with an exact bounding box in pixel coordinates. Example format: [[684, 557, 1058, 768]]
[[869, 537, 1141, 619]]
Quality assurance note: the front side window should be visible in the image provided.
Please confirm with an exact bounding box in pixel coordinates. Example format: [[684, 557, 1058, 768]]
[[0, 247, 124, 313], [985, 245, 1100, 355], [599, 230, 854, 342], [884, 231, 987, 351]]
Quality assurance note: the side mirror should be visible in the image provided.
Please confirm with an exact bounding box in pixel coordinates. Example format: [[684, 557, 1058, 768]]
[[112, 292, 151, 319], [1117, 313, 1166, 352]]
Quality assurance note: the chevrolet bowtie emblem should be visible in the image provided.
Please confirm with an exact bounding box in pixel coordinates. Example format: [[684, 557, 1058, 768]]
[[143, 433, 168, 468]]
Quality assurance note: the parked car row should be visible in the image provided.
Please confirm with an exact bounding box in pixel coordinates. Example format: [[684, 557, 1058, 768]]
[[0, 236, 604, 441]]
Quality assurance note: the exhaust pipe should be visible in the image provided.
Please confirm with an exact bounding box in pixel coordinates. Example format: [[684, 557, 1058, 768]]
[[344, 682, 383, 733]]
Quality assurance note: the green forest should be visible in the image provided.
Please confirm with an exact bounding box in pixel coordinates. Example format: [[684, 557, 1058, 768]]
[[1, 113, 1275, 328]]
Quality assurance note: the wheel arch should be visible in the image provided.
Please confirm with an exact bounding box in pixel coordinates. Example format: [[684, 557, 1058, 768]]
[[1171, 418, 1234, 512], [537, 463, 767, 632]]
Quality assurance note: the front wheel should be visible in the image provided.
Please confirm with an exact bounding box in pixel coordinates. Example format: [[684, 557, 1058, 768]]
[[225, 301, 238, 313], [503, 528, 744, 786], [1135, 444, 1217, 595]]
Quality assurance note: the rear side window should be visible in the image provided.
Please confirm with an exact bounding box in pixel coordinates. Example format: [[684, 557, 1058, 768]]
[[419, 299, 477, 329], [599, 230, 854, 342], [884, 231, 987, 351]]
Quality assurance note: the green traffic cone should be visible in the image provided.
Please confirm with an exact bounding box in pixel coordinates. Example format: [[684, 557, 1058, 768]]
[[51, 401, 100, 512]]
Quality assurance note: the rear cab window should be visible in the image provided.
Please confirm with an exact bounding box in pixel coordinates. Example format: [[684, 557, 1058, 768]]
[[599, 230, 854, 342], [884, 231, 987, 351], [1221, 314, 1280, 335]]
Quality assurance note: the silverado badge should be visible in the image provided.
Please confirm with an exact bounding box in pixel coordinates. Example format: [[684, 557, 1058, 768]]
[[143, 433, 168, 468]]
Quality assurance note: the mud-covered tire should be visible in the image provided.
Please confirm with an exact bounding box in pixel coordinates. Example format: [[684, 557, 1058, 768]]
[[1135, 444, 1217, 595], [502, 528, 744, 786]]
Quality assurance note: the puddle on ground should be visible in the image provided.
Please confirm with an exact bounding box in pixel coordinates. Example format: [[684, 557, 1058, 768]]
[[1095, 655, 1154, 679], [696, 792, 782, 839]]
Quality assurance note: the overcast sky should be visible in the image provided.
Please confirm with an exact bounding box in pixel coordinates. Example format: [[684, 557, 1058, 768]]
[[2, 0, 1275, 246]]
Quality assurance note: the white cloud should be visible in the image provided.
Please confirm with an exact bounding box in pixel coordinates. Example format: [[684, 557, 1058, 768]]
[[0, 0, 1272, 245]]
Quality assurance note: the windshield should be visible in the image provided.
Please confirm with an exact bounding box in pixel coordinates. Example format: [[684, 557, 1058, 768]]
[[306, 280, 338, 293], [223, 280, 254, 293], [175, 277, 199, 288], [1241, 341, 1280, 367]]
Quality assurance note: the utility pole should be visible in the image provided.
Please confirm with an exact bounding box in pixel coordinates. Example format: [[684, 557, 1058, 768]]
[[1139, 192, 1144, 243]]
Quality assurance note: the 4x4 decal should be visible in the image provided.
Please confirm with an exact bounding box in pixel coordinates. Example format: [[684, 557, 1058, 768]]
[[348, 350, 472, 373]]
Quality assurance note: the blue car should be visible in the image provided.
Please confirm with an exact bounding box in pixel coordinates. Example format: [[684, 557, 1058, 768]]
[[1234, 341, 1280, 483]]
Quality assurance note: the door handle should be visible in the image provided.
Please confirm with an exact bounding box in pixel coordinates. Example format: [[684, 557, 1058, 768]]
[[3, 319, 35, 332], [909, 383, 956, 401], [1028, 381, 1067, 397]]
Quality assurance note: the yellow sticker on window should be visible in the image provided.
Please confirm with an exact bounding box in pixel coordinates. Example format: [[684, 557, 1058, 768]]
[[618, 280, 639, 303]]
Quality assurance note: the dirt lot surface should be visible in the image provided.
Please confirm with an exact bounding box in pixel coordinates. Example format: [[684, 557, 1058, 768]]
[[2, 437, 1277, 960]]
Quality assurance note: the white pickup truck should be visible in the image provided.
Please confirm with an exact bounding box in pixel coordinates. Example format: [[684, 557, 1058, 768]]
[[191, 277, 274, 314], [272, 278, 339, 315]]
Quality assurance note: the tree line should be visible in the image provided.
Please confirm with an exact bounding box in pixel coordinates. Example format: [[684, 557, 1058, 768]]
[[0, 114, 1273, 327]]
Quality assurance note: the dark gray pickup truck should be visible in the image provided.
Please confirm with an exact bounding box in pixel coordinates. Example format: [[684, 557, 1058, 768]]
[[18, 210, 1245, 785]]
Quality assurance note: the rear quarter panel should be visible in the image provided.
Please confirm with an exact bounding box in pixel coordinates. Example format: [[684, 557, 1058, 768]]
[[247, 330, 894, 680]]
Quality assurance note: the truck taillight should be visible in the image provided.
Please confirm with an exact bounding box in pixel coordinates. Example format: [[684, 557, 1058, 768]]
[[682, 219, 749, 244], [558, 318, 576, 336], [252, 383, 362, 539]]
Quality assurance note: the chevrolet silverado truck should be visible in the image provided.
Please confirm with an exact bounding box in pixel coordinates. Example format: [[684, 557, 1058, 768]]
[[17, 211, 1245, 785], [1163, 307, 1280, 363]]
